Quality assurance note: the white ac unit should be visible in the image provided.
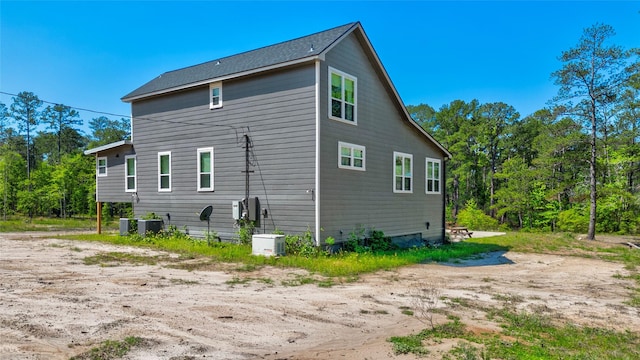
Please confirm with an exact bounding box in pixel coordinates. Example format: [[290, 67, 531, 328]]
[[251, 234, 285, 257]]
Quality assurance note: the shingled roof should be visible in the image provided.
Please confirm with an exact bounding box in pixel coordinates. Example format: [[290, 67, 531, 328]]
[[121, 22, 358, 102]]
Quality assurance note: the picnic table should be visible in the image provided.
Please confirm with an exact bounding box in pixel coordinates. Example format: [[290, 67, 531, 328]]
[[449, 226, 473, 238]]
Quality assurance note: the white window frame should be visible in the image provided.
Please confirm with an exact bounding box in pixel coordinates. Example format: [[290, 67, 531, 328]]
[[209, 82, 222, 109], [425, 158, 441, 194], [338, 141, 365, 171], [197, 147, 214, 192], [393, 151, 413, 193], [158, 151, 172, 192], [97, 157, 107, 177], [328, 67, 357, 124], [125, 155, 137, 193]]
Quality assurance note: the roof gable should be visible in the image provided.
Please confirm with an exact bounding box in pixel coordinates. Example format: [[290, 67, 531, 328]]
[[120, 22, 451, 159], [121, 22, 358, 102]]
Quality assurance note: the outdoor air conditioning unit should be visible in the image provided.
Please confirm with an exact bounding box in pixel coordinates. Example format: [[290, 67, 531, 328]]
[[251, 234, 285, 257]]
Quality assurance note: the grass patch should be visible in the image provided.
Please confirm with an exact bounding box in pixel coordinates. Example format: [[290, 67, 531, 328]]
[[82, 252, 165, 266], [69, 336, 143, 360], [169, 278, 199, 285], [62, 232, 506, 277], [0, 216, 104, 232], [389, 309, 640, 359], [225, 276, 252, 286], [281, 274, 317, 287], [224, 276, 275, 287]]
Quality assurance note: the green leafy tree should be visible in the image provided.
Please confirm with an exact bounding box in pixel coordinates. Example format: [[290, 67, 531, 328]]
[[475, 102, 520, 216], [0, 102, 8, 143], [9, 91, 42, 180], [0, 149, 26, 218], [88, 116, 130, 147], [34, 128, 85, 164], [41, 104, 83, 163], [407, 103, 438, 131], [17, 162, 57, 216], [507, 109, 551, 166], [532, 117, 588, 211], [51, 153, 95, 217], [432, 99, 481, 219], [493, 157, 533, 228], [551, 23, 638, 240]]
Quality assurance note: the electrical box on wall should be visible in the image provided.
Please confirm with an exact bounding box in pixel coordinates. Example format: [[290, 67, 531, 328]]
[[232, 197, 260, 227], [246, 197, 259, 221], [232, 201, 242, 220]]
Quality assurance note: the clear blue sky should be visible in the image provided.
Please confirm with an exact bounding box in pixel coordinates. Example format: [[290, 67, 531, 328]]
[[1, 1, 638, 135]]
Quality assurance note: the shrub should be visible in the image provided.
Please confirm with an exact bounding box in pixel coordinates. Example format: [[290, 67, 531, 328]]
[[236, 220, 255, 245], [343, 226, 396, 253], [366, 229, 397, 252], [456, 199, 498, 230], [141, 212, 161, 220], [557, 208, 589, 233], [343, 225, 367, 253], [285, 228, 319, 257]]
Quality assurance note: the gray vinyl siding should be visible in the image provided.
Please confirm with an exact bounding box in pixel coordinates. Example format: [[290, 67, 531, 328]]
[[319, 32, 446, 243], [130, 64, 317, 239], [94, 147, 136, 203]]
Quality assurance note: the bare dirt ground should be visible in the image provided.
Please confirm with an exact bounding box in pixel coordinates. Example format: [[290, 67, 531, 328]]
[[1, 231, 639, 360]]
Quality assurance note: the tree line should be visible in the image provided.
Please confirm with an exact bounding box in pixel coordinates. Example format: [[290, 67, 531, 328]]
[[410, 24, 639, 237], [0, 92, 130, 219]]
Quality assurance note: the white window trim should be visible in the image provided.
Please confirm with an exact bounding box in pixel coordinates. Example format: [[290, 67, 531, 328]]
[[209, 82, 223, 109], [97, 157, 107, 177], [393, 151, 413, 194], [197, 147, 214, 192], [425, 158, 441, 194], [328, 67, 357, 125], [338, 141, 366, 171], [125, 155, 136, 193], [158, 151, 172, 192]]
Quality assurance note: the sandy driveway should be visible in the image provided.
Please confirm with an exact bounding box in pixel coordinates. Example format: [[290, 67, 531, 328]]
[[0, 232, 638, 359]]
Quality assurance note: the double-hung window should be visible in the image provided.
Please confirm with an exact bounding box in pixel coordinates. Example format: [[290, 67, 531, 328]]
[[329, 67, 357, 123], [209, 82, 222, 109], [338, 142, 365, 171], [158, 151, 171, 192], [125, 155, 136, 192], [394, 152, 413, 193], [425, 158, 441, 194], [97, 157, 107, 177], [197, 147, 214, 191]]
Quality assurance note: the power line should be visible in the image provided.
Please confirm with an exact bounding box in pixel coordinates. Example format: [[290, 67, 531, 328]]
[[0, 90, 131, 119], [0, 90, 249, 139]]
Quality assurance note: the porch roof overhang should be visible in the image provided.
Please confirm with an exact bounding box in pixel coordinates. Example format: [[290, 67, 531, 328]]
[[83, 140, 133, 155]]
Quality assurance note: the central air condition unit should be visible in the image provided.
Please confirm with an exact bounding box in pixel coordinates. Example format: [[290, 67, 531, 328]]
[[251, 234, 285, 257]]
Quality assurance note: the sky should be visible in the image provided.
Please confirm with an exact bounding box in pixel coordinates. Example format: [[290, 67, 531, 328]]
[[1, 1, 639, 136]]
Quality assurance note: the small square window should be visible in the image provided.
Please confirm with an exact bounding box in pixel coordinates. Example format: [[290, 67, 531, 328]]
[[338, 142, 365, 171]]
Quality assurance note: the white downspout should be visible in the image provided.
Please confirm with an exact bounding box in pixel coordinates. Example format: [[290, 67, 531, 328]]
[[314, 60, 321, 246]]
